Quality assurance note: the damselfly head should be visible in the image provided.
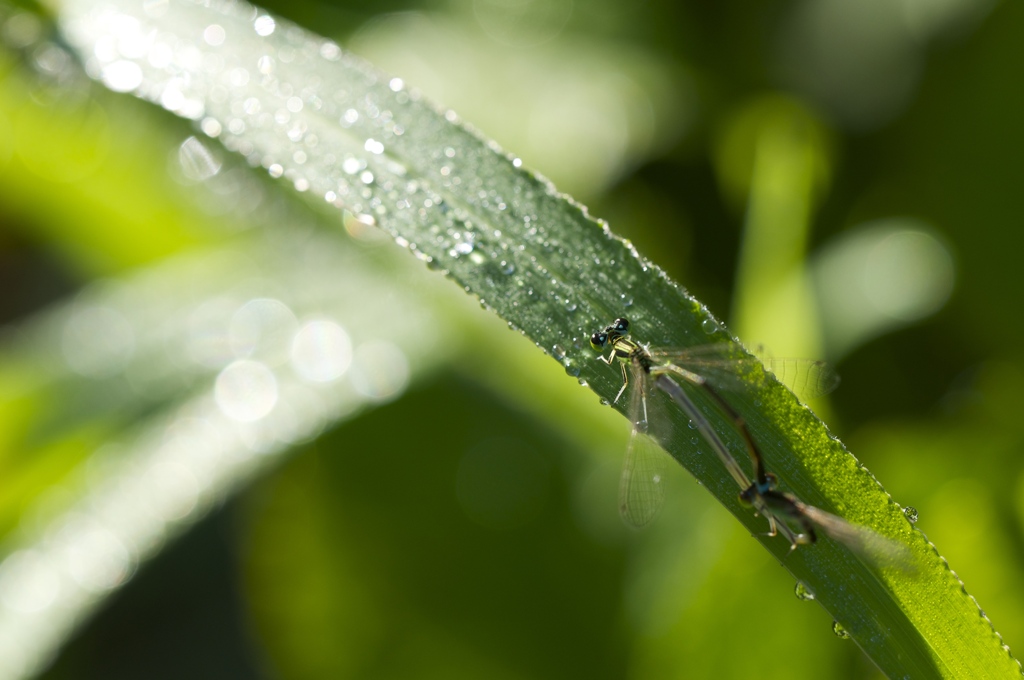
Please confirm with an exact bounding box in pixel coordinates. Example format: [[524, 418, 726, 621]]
[[591, 317, 631, 351]]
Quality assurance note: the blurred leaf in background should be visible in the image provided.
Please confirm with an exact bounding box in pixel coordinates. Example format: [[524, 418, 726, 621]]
[[1, 0, 1023, 678]]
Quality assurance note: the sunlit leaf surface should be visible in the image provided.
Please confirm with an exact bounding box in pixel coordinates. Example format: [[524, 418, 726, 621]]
[[0, 0, 1014, 678]]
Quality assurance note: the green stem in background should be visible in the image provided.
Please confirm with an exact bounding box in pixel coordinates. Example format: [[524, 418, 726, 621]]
[[717, 96, 832, 360], [0, 0, 1017, 677]]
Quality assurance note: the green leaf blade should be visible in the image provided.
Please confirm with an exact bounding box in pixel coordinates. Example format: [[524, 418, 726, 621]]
[[42, 0, 1024, 677]]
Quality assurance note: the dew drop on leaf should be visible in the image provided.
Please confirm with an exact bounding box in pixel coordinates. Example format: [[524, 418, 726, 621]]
[[794, 582, 816, 601]]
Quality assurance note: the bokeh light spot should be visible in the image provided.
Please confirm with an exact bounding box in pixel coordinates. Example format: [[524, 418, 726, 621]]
[[0, 551, 59, 614], [229, 298, 298, 359], [203, 23, 225, 47], [215, 359, 278, 422], [254, 15, 276, 37], [863, 229, 955, 321], [290, 319, 353, 383], [61, 520, 132, 593], [178, 136, 222, 181], [349, 341, 409, 402], [100, 59, 143, 92]]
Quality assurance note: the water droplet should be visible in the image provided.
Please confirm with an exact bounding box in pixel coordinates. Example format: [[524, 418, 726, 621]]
[[599, 398, 610, 406], [552, 345, 567, 361], [203, 24, 225, 46], [500, 261, 515, 275], [577, 378, 588, 387], [702, 318, 720, 334], [904, 506, 919, 524], [565, 364, 580, 378], [341, 157, 362, 175], [253, 14, 276, 36], [179, 137, 221, 180], [794, 582, 816, 601], [564, 300, 577, 313], [200, 117, 222, 137], [687, 420, 697, 430], [320, 41, 341, 60], [832, 621, 850, 639], [101, 60, 143, 92]]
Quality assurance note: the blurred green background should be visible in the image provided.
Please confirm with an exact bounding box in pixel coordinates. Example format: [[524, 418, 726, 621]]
[[1, 0, 1023, 678]]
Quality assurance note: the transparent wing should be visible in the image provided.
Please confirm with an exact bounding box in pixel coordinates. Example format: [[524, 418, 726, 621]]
[[648, 344, 839, 401], [618, 360, 667, 528], [651, 373, 751, 491], [619, 426, 668, 528], [761, 357, 840, 400], [797, 503, 916, 572]]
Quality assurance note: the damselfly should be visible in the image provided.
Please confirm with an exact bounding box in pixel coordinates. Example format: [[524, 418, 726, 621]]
[[590, 317, 910, 566], [590, 317, 831, 526]]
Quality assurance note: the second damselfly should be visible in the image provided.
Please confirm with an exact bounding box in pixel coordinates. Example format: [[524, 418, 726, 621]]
[[590, 317, 838, 524], [590, 317, 908, 565]]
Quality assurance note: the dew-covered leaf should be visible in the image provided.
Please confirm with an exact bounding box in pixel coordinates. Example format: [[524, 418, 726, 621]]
[[3, 0, 1014, 677]]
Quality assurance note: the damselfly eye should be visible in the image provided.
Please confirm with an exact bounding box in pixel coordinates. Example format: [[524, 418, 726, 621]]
[[614, 317, 629, 332], [590, 332, 608, 350]]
